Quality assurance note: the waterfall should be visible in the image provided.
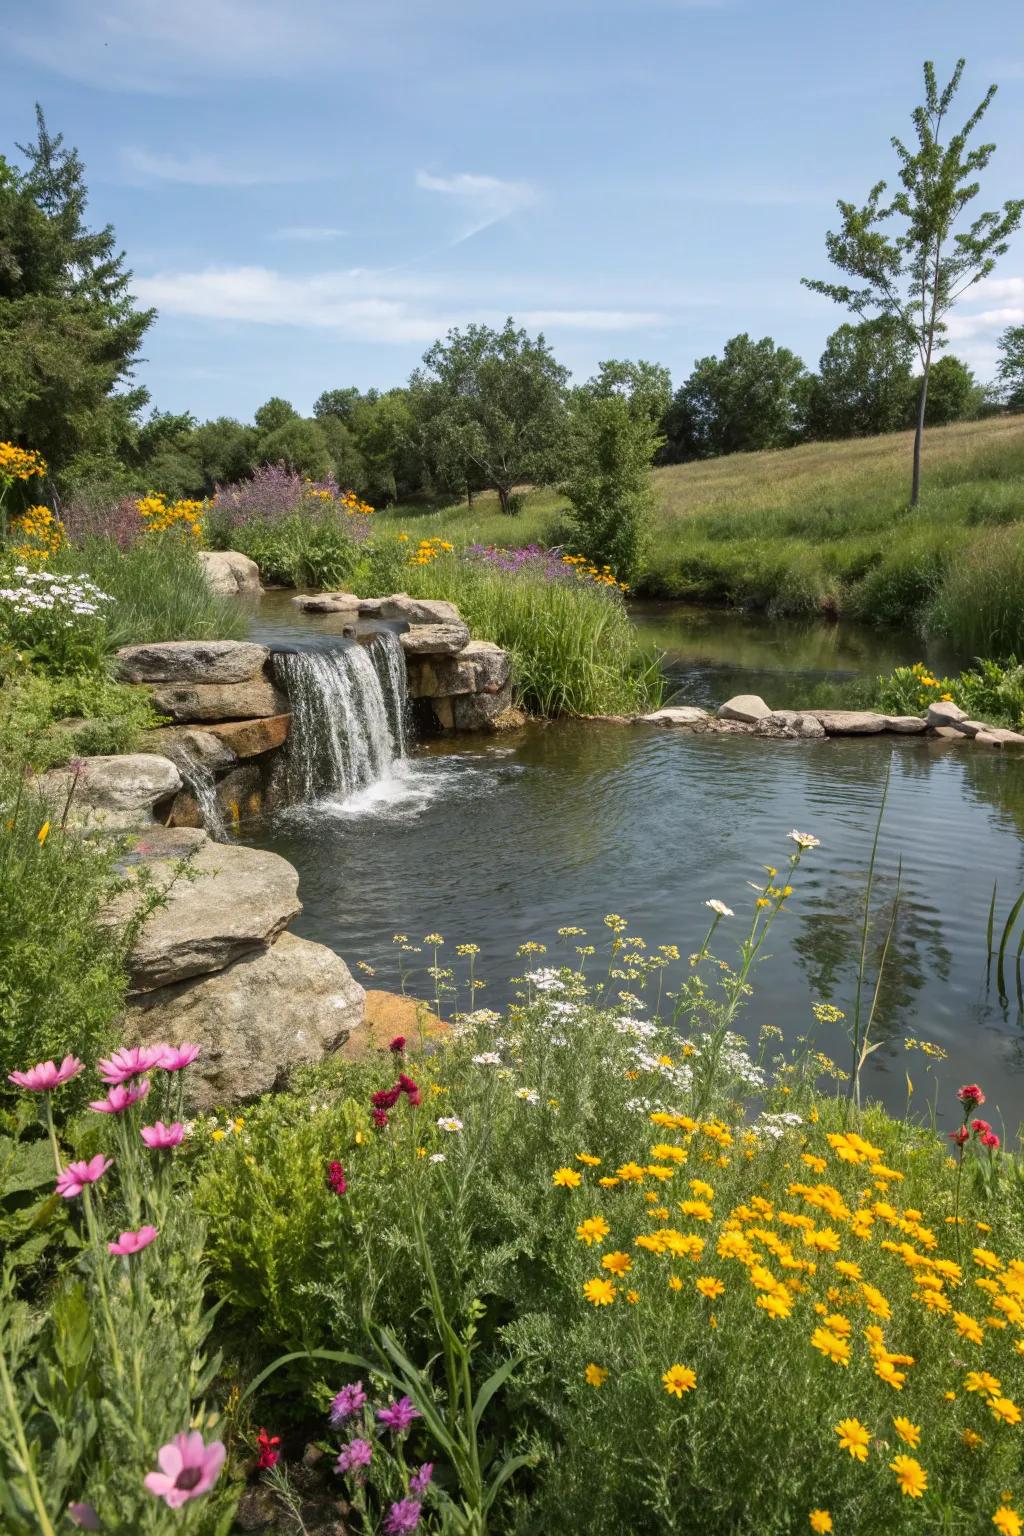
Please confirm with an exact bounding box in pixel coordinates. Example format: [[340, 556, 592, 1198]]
[[162, 743, 229, 841], [273, 631, 409, 804]]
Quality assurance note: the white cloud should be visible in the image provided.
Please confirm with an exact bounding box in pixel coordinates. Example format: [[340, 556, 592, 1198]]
[[942, 274, 1024, 378], [274, 227, 349, 243], [521, 309, 664, 331], [121, 148, 306, 186], [416, 170, 538, 240]]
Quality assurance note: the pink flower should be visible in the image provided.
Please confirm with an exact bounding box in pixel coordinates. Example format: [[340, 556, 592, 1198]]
[[949, 1126, 970, 1147], [141, 1121, 185, 1149], [7, 1055, 83, 1092], [327, 1160, 347, 1195], [66, 1503, 101, 1530], [384, 1498, 422, 1534], [980, 1130, 1001, 1150], [409, 1463, 433, 1495], [371, 1085, 402, 1110], [96, 1046, 164, 1085], [398, 1073, 422, 1107], [56, 1154, 112, 1199], [108, 1225, 158, 1256], [372, 1107, 390, 1129], [389, 1036, 407, 1054], [957, 1083, 985, 1110], [144, 1431, 225, 1509], [156, 1042, 202, 1072], [89, 1080, 150, 1115], [971, 1118, 992, 1137], [255, 1428, 280, 1470]]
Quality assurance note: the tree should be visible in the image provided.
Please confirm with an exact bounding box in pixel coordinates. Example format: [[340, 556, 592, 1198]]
[[0, 107, 154, 482], [921, 353, 979, 425], [412, 319, 570, 513], [803, 59, 1022, 505], [254, 396, 299, 437], [315, 412, 366, 491], [583, 358, 672, 426], [663, 334, 808, 460], [313, 387, 363, 424], [350, 389, 423, 504], [258, 417, 333, 479], [995, 325, 1024, 410], [804, 319, 914, 439]]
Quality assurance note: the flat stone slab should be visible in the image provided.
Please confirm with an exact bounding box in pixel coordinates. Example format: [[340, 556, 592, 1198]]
[[203, 713, 291, 759], [103, 839, 302, 992], [399, 621, 471, 656], [35, 753, 182, 830], [116, 640, 269, 685], [376, 594, 463, 625], [976, 727, 1024, 748], [718, 694, 772, 724], [147, 677, 288, 723], [927, 700, 967, 728], [807, 710, 887, 735], [949, 718, 986, 737], [639, 707, 710, 728], [755, 710, 826, 740], [292, 592, 361, 614], [144, 727, 237, 773], [126, 931, 364, 1109], [198, 550, 261, 597], [884, 715, 929, 734], [932, 725, 967, 741]]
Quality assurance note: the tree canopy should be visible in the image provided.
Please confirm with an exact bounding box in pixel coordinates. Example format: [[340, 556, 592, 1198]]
[[664, 334, 808, 460]]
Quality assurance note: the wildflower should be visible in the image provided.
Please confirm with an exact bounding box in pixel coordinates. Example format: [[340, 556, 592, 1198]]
[[553, 1167, 582, 1189], [156, 1042, 201, 1072], [255, 1429, 281, 1470], [96, 1046, 165, 1084], [108, 1225, 158, 1257], [144, 1432, 225, 1508], [398, 1073, 422, 1105], [705, 899, 734, 917], [958, 1083, 986, 1109], [950, 1126, 970, 1147], [139, 1120, 184, 1150], [377, 1397, 422, 1435], [8, 1054, 83, 1091], [330, 1382, 368, 1425], [963, 1429, 983, 1449], [757, 1292, 792, 1320], [89, 1080, 150, 1114], [577, 1153, 602, 1166], [56, 1154, 112, 1199], [789, 830, 820, 849], [892, 1416, 921, 1448], [981, 1131, 1001, 1150], [889, 1455, 927, 1498], [834, 1418, 870, 1460], [327, 1161, 347, 1195], [626, 1289, 640, 1304], [953, 1311, 985, 1345], [372, 1108, 389, 1129], [335, 1438, 373, 1476], [66, 1504, 101, 1529], [437, 1116, 463, 1133], [662, 1364, 697, 1397], [585, 1363, 609, 1388], [583, 1277, 617, 1306], [576, 1216, 610, 1246], [809, 1514, 833, 1534], [974, 1247, 1003, 1272], [994, 1509, 1023, 1536], [602, 1251, 632, 1277], [988, 1397, 1022, 1426], [669, 1275, 683, 1291], [423, 933, 444, 945], [409, 1464, 433, 1495], [384, 1498, 422, 1534], [696, 1276, 725, 1299]]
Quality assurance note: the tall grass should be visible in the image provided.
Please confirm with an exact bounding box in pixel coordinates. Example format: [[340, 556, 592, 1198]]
[[54, 536, 247, 647], [926, 526, 1024, 656]]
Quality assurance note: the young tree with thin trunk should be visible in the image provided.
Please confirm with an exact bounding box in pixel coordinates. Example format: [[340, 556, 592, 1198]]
[[803, 60, 1022, 505]]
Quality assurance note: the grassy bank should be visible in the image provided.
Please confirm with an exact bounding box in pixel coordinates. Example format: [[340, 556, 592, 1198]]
[[381, 416, 1024, 648]]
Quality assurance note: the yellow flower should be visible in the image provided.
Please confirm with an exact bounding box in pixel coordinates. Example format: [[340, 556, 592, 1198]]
[[973, 1247, 1003, 1272], [625, 1289, 640, 1304], [662, 1364, 697, 1398], [553, 1167, 582, 1189], [576, 1216, 610, 1246], [809, 1513, 832, 1534], [892, 1416, 921, 1448], [679, 1199, 713, 1222], [668, 1275, 683, 1291], [890, 1455, 927, 1498], [993, 1509, 1023, 1536], [757, 1291, 792, 1320], [582, 1277, 616, 1307], [696, 1276, 725, 1299], [616, 1162, 646, 1182], [953, 1311, 985, 1345], [601, 1251, 632, 1278], [36, 820, 50, 846], [576, 1153, 601, 1167], [965, 1371, 1002, 1398], [811, 1327, 851, 1366], [963, 1429, 983, 1449], [584, 1363, 608, 1388], [598, 1176, 620, 1188], [211, 1129, 226, 1142], [988, 1397, 1022, 1426], [835, 1418, 870, 1460]]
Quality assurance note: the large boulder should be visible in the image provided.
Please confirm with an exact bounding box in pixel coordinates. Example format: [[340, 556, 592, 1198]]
[[638, 707, 710, 729], [292, 592, 361, 615], [103, 837, 301, 992], [453, 682, 514, 730], [884, 715, 929, 734], [35, 754, 182, 830], [147, 677, 288, 723], [807, 710, 887, 735], [203, 714, 291, 759], [460, 640, 511, 692], [718, 694, 772, 724], [144, 727, 238, 774], [198, 550, 261, 597], [366, 594, 463, 626], [126, 932, 364, 1108], [406, 655, 478, 699], [399, 622, 471, 657], [116, 640, 269, 685], [927, 700, 968, 729], [754, 710, 826, 740]]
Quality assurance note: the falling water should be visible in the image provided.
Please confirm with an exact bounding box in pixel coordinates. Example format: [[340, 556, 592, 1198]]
[[272, 631, 409, 803], [162, 744, 229, 841]]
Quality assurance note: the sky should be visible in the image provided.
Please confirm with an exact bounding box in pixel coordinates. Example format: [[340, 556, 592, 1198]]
[[5, 0, 1024, 423]]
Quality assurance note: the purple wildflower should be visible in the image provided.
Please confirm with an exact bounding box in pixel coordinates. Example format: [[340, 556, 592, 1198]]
[[384, 1498, 422, 1534], [376, 1396, 422, 1435], [334, 1438, 373, 1477], [329, 1381, 367, 1425], [409, 1463, 433, 1495]]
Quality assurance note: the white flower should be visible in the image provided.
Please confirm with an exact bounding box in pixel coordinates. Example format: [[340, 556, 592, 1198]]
[[705, 899, 734, 917], [472, 1052, 501, 1067], [515, 1088, 539, 1104], [428, 1152, 446, 1163], [788, 829, 820, 850], [436, 1116, 463, 1133]]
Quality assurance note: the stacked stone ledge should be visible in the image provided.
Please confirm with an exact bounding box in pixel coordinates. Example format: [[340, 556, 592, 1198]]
[[632, 693, 1024, 747]]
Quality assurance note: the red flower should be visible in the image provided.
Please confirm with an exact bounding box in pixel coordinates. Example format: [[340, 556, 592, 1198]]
[[371, 1086, 401, 1111], [398, 1073, 422, 1106], [957, 1084, 985, 1110], [389, 1036, 407, 1054], [256, 1429, 281, 1470], [980, 1131, 1001, 1150], [372, 1108, 389, 1129], [327, 1160, 347, 1195], [949, 1126, 970, 1147], [971, 1118, 992, 1137]]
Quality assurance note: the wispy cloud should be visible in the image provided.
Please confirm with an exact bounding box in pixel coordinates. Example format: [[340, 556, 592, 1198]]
[[942, 274, 1023, 377], [121, 148, 310, 186], [274, 227, 349, 243], [416, 170, 538, 241]]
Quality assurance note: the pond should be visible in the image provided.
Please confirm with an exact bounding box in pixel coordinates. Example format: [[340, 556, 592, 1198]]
[[244, 596, 1024, 1132]]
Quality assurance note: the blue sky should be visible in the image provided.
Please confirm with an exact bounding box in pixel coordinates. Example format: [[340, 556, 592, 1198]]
[[6, 0, 1024, 423]]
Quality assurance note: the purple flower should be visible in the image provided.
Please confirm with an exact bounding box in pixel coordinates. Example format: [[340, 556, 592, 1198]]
[[67, 1503, 101, 1530], [376, 1396, 421, 1435], [156, 1042, 201, 1072], [56, 1154, 112, 1199], [409, 1463, 433, 1495], [329, 1381, 367, 1425], [384, 1498, 422, 1534], [334, 1438, 373, 1477]]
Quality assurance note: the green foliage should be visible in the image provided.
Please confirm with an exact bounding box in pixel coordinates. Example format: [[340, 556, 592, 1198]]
[[0, 566, 112, 672], [996, 324, 1024, 411], [228, 510, 362, 591], [561, 376, 661, 582], [258, 417, 333, 480], [805, 320, 915, 439], [55, 536, 246, 646], [922, 354, 980, 425], [927, 525, 1024, 655], [664, 334, 808, 460], [0, 664, 164, 771], [876, 656, 1024, 729]]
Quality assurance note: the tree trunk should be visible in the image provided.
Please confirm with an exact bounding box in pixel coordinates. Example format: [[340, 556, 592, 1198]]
[[911, 367, 930, 508], [466, 482, 473, 509], [497, 485, 511, 515]]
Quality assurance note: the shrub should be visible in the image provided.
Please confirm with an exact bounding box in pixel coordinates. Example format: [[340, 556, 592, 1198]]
[[0, 566, 112, 672], [876, 658, 1024, 729], [0, 665, 165, 771]]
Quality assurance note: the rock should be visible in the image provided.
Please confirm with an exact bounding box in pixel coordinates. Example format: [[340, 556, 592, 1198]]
[[459, 640, 511, 693], [974, 731, 1002, 748], [292, 592, 361, 614], [489, 705, 528, 731], [144, 727, 238, 774], [453, 682, 514, 730], [123, 825, 210, 863], [982, 727, 1024, 747], [406, 654, 478, 698], [35, 754, 182, 830], [927, 700, 968, 728], [718, 694, 772, 724], [932, 725, 966, 741], [949, 718, 987, 737], [399, 622, 471, 657], [203, 714, 291, 759], [103, 839, 301, 992], [754, 710, 826, 740], [341, 988, 445, 1060], [197, 550, 261, 597], [147, 677, 288, 724], [884, 715, 929, 734], [808, 710, 887, 735], [125, 932, 364, 1108], [115, 640, 270, 685], [369, 594, 463, 625], [639, 707, 710, 729], [708, 719, 756, 735]]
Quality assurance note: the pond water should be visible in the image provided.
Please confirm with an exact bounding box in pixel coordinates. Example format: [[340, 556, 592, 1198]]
[[244, 596, 1024, 1132]]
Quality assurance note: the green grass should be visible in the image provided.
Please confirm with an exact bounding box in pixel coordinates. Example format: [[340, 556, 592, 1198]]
[[379, 416, 1024, 647], [55, 535, 248, 647]]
